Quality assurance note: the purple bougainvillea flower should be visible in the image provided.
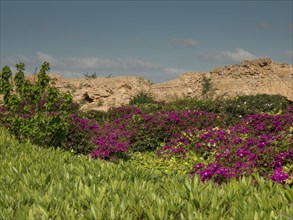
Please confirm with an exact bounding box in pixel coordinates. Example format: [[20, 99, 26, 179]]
[[271, 167, 290, 183]]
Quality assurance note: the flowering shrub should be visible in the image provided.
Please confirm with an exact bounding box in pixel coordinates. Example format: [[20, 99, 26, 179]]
[[90, 117, 136, 159], [128, 110, 220, 152], [89, 110, 220, 158], [188, 113, 293, 184], [89, 108, 292, 185], [106, 105, 143, 121], [62, 114, 100, 154], [82, 109, 108, 125], [220, 94, 291, 126], [287, 103, 293, 114], [271, 166, 291, 183], [157, 112, 292, 184], [1, 62, 292, 186]]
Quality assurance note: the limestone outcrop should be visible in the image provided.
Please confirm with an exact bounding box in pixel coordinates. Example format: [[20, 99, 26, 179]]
[[53, 76, 152, 111], [209, 58, 293, 100], [1, 58, 292, 111], [150, 58, 292, 103]]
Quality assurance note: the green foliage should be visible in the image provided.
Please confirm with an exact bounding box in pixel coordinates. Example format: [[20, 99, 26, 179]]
[[135, 102, 164, 114], [201, 74, 216, 99], [0, 62, 78, 147], [0, 66, 13, 104], [221, 94, 291, 125], [106, 105, 142, 121], [130, 151, 207, 175], [1, 61, 293, 218], [0, 128, 292, 219], [129, 91, 155, 105], [83, 72, 97, 79], [82, 109, 109, 125], [162, 94, 291, 126], [126, 113, 161, 152], [36, 62, 50, 92], [164, 97, 221, 112], [13, 63, 33, 100], [163, 94, 292, 126], [62, 114, 99, 154]]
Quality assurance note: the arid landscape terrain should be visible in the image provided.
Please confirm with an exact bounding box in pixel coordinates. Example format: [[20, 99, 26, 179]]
[[39, 58, 292, 111]]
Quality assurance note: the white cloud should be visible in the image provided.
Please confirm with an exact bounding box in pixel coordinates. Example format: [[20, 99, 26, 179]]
[[221, 48, 257, 62], [1, 52, 195, 80], [284, 50, 293, 58], [61, 56, 160, 71], [52, 70, 84, 78], [36, 52, 57, 66], [117, 57, 160, 70], [1, 52, 162, 76], [62, 57, 120, 70], [199, 48, 257, 63], [163, 67, 190, 76], [172, 38, 200, 48]]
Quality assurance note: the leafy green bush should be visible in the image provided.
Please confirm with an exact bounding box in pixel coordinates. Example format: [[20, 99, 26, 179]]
[[106, 105, 142, 121], [127, 111, 219, 153], [0, 62, 78, 147], [163, 97, 221, 112], [82, 109, 109, 125], [83, 72, 97, 79], [221, 94, 291, 125], [129, 91, 155, 105], [162, 94, 291, 124], [135, 102, 165, 114], [201, 74, 216, 99]]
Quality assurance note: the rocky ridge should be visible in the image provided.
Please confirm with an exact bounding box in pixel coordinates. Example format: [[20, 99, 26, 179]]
[[1, 58, 292, 111]]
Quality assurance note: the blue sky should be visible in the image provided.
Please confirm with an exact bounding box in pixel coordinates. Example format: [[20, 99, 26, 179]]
[[1, 0, 292, 82]]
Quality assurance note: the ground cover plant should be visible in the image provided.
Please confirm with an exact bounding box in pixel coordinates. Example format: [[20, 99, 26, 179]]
[[1, 128, 293, 219], [1, 62, 293, 218]]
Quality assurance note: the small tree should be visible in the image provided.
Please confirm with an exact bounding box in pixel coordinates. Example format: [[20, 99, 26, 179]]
[[0, 62, 77, 147], [201, 74, 216, 99], [83, 72, 97, 79], [0, 66, 13, 105]]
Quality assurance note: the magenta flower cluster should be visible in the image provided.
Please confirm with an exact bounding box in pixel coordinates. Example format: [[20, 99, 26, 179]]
[[86, 107, 292, 184], [63, 114, 100, 153], [1, 97, 292, 185], [91, 120, 136, 159], [271, 167, 290, 183], [90, 109, 219, 159], [159, 113, 292, 184]]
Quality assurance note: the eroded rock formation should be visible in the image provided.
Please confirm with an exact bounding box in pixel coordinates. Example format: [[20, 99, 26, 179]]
[[1, 58, 292, 111]]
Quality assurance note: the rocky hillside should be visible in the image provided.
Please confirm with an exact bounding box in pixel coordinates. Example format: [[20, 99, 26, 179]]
[[209, 58, 293, 100], [52, 75, 152, 111], [150, 58, 293, 103], [1, 58, 292, 111]]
